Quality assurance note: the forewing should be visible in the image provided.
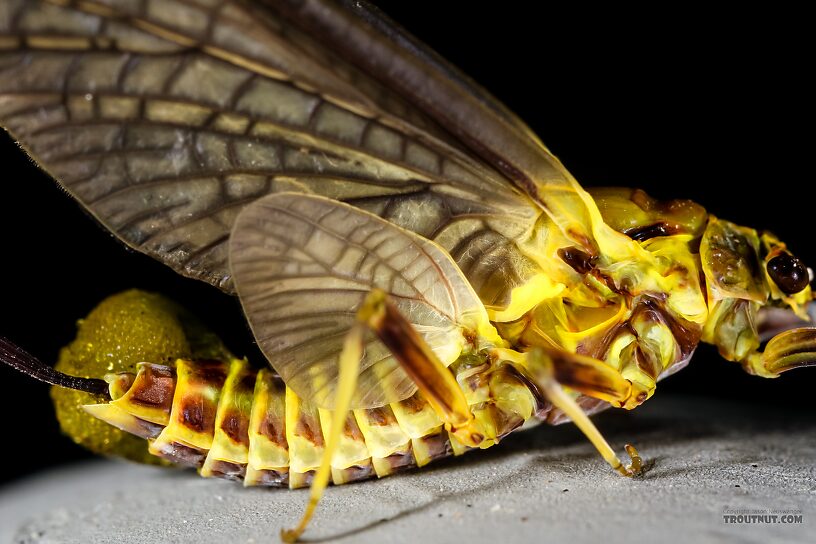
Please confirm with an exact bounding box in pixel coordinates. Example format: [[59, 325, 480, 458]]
[[272, 0, 608, 248], [0, 0, 541, 303], [229, 192, 490, 408]]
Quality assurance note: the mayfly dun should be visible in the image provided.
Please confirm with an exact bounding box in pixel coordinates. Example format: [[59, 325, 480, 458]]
[[0, 1, 814, 541]]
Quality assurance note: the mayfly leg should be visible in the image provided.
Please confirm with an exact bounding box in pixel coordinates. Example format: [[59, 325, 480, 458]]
[[358, 290, 479, 441], [280, 313, 366, 542], [282, 288, 479, 542], [525, 348, 642, 477]]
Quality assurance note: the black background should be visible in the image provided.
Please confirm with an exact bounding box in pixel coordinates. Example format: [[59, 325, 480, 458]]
[[0, 4, 813, 487]]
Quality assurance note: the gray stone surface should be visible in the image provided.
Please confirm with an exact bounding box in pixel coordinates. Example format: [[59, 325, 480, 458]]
[[1, 396, 814, 544]]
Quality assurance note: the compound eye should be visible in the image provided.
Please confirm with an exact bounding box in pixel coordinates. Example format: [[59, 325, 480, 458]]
[[766, 253, 810, 294]]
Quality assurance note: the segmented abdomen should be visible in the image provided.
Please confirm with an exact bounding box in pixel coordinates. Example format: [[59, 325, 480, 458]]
[[83, 357, 538, 488]]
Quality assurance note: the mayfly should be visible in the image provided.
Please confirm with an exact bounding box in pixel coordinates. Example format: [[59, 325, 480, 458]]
[[0, 1, 813, 541]]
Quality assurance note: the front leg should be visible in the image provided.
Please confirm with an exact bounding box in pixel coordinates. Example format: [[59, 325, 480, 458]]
[[705, 298, 816, 378], [746, 328, 816, 377]]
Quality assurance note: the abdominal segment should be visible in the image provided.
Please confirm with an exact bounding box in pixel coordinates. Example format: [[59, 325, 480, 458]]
[[83, 357, 538, 488]]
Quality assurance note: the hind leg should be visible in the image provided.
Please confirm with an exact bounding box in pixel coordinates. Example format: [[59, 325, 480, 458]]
[[282, 289, 480, 542]]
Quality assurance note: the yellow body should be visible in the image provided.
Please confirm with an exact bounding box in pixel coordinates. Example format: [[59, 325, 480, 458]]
[[65, 184, 813, 486], [87, 354, 537, 488], [61, 290, 536, 487], [0, 4, 812, 543]]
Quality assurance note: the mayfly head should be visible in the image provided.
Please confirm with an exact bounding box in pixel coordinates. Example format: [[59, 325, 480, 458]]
[[701, 217, 812, 319], [700, 216, 814, 376]]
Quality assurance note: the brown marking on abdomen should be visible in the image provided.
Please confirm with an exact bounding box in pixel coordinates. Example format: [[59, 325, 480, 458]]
[[295, 411, 324, 448], [397, 394, 426, 415], [127, 364, 175, 410], [238, 372, 258, 393], [343, 414, 365, 442], [260, 411, 287, 446], [366, 406, 397, 427], [180, 396, 213, 434], [188, 360, 228, 387], [221, 409, 250, 447]]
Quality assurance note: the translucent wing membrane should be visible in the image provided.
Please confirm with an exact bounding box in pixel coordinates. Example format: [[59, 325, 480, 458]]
[[272, 0, 606, 246], [0, 0, 540, 299], [230, 192, 490, 409]]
